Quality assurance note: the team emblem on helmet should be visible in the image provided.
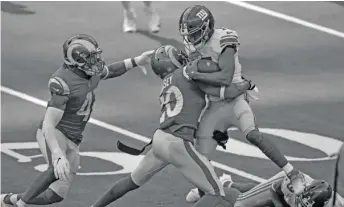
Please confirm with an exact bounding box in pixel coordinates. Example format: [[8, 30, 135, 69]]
[[150, 45, 188, 79], [63, 34, 105, 76], [179, 5, 215, 51]]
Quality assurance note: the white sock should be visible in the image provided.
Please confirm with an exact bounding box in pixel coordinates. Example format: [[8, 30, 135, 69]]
[[9, 194, 19, 205], [282, 163, 294, 174], [16, 199, 27, 207]]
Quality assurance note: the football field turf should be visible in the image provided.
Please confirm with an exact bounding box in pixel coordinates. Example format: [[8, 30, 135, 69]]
[[2, 1, 344, 206]]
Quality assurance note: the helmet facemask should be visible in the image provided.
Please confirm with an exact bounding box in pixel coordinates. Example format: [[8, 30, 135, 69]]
[[180, 19, 210, 52], [78, 47, 105, 76]]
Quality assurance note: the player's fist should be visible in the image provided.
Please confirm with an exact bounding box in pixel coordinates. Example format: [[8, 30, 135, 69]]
[[53, 155, 71, 182]]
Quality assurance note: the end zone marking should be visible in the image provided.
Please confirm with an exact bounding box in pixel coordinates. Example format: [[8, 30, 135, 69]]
[[225, 1, 344, 39], [1, 85, 266, 183]]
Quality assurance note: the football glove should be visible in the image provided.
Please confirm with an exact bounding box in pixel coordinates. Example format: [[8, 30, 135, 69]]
[[53, 155, 71, 182], [134, 50, 155, 75], [212, 130, 229, 149], [287, 168, 307, 195], [242, 76, 259, 101]]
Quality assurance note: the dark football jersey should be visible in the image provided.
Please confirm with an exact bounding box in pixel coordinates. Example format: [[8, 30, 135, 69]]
[[159, 69, 206, 142], [44, 66, 100, 145]]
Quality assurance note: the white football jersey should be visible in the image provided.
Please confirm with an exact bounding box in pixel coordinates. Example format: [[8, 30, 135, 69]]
[[185, 28, 243, 84]]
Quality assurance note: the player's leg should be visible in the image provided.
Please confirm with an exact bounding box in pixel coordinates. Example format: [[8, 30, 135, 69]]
[[232, 96, 296, 172], [142, 1, 160, 33], [161, 131, 239, 207], [195, 100, 229, 158], [121, 1, 137, 33], [5, 128, 69, 207], [219, 173, 256, 193], [91, 148, 168, 207], [234, 175, 284, 207], [12, 143, 79, 206], [164, 132, 223, 196]]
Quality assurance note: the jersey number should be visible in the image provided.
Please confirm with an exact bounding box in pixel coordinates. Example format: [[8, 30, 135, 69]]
[[77, 92, 93, 121], [160, 86, 183, 124]]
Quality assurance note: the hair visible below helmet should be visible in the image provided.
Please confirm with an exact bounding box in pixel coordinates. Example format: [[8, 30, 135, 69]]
[[179, 5, 215, 51], [63, 34, 105, 76], [150, 45, 187, 79], [296, 180, 332, 207]]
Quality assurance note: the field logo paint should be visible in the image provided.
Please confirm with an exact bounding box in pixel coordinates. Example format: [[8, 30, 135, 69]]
[[218, 128, 342, 161], [1, 128, 341, 176], [1, 142, 144, 176]]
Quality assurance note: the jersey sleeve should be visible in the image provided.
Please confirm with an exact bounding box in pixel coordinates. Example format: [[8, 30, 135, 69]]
[[47, 76, 70, 109], [48, 77, 70, 96], [219, 28, 240, 52]]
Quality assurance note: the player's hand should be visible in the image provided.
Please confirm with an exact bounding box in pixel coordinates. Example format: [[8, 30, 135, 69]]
[[53, 155, 71, 182], [287, 169, 306, 195], [134, 50, 155, 75], [242, 76, 259, 101], [184, 59, 200, 80]]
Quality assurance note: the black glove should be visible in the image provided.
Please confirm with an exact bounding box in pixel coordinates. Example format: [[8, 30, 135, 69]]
[[212, 130, 229, 149]]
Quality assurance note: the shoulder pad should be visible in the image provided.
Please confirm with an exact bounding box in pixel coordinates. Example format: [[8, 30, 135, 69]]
[[48, 76, 70, 96], [219, 28, 240, 50]]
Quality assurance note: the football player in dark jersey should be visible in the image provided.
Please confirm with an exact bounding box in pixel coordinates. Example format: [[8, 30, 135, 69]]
[[89, 45, 252, 207], [1, 34, 154, 207]]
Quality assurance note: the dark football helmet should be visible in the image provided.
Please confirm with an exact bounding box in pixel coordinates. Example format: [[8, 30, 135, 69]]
[[296, 180, 332, 207], [179, 5, 215, 50], [150, 45, 187, 79], [63, 34, 105, 76]]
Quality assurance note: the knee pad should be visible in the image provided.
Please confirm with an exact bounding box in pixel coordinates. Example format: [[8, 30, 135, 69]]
[[246, 129, 263, 145], [193, 194, 234, 207]]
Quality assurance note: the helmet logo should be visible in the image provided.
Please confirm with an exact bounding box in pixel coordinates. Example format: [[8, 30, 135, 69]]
[[196, 9, 208, 21]]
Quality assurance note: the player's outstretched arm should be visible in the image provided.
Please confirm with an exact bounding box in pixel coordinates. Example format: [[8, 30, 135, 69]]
[[101, 50, 155, 80], [196, 79, 250, 100], [188, 47, 236, 86]]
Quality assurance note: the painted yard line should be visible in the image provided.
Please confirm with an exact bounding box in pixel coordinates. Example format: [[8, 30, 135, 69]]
[[1, 85, 267, 183], [225, 1, 344, 39]]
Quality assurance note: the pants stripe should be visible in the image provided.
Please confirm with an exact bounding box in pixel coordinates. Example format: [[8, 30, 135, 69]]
[[183, 140, 221, 195], [238, 177, 283, 200]]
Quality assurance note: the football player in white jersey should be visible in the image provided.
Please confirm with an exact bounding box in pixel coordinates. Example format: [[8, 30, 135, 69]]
[[178, 5, 306, 201]]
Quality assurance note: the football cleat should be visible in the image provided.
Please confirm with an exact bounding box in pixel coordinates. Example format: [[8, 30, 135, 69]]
[[1, 194, 14, 207], [219, 173, 233, 188], [185, 188, 201, 203], [144, 7, 160, 33], [123, 9, 137, 33]]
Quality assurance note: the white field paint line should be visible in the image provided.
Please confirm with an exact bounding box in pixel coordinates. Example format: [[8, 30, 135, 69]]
[[225, 1, 344, 39], [1, 85, 266, 183]]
